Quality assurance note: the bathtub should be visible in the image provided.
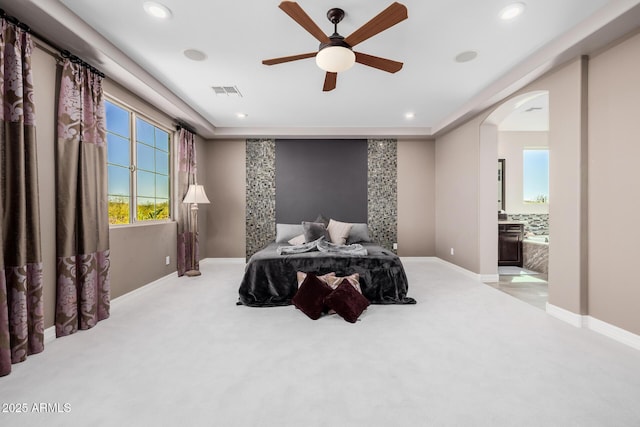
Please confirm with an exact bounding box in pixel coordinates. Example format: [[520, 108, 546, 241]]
[[523, 235, 549, 273], [525, 235, 549, 244]]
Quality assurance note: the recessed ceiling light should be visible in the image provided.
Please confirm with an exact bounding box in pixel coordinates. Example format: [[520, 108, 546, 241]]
[[143, 2, 172, 19], [455, 50, 478, 63], [236, 113, 248, 119], [499, 2, 525, 20], [184, 49, 207, 61], [405, 112, 415, 119]]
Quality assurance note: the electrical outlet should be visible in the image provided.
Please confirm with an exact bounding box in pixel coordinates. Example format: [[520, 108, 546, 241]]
[[165, 255, 170, 265], [393, 243, 398, 250], [450, 248, 455, 256]]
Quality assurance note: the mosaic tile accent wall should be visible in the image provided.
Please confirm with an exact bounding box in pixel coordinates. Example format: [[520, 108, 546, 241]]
[[245, 138, 398, 258], [508, 213, 549, 235], [368, 139, 398, 252], [246, 139, 276, 259]]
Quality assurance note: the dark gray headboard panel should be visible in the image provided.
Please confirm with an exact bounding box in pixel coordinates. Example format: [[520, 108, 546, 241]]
[[275, 139, 368, 223]]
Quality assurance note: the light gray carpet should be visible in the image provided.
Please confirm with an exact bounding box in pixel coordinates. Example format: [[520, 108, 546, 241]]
[[1, 258, 639, 427]]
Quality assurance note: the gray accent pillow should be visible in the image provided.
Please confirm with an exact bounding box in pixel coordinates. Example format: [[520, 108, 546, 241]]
[[302, 221, 330, 242], [314, 214, 329, 228], [276, 223, 304, 243], [347, 223, 371, 244]]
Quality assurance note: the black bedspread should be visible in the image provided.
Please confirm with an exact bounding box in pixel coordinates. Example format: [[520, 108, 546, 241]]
[[238, 242, 416, 307]]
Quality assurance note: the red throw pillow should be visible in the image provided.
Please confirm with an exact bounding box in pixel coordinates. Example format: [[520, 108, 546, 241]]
[[291, 273, 334, 320], [324, 279, 370, 323]]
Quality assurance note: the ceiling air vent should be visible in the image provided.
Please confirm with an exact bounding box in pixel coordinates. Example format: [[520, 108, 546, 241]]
[[212, 86, 242, 97]]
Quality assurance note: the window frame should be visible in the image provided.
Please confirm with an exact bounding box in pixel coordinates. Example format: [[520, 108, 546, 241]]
[[105, 95, 174, 226]]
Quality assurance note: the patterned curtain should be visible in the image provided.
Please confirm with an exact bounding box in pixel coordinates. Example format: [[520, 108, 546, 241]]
[[177, 128, 197, 276], [55, 58, 110, 337], [0, 19, 44, 377]]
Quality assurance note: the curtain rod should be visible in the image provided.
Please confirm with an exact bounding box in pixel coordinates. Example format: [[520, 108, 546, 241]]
[[0, 9, 30, 32], [60, 50, 105, 78], [176, 122, 197, 135], [0, 8, 105, 78]]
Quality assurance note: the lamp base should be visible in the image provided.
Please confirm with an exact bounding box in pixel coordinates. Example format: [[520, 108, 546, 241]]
[[184, 269, 202, 277]]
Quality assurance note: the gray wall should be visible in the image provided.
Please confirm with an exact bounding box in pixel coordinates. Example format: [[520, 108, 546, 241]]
[[275, 139, 368, 224], [202, 139, 246, 258], [588, 30, 640, 335]]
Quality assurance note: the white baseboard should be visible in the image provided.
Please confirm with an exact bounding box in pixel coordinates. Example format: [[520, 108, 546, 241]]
[[546, 302, 586, 327], [547, 303, 640, 351], [399, 256, 438, 262], [201, 257, 245, 265], [432, 258, 481, 281], [431, 258, 499, 284], [585, 316, 640, 351], [44, 326, 56, 345], [480, 274, 499, 283]]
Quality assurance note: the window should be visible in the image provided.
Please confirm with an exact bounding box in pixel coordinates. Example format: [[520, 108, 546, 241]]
[[523, 149, 549, 204], [105, 99, 171, 225]]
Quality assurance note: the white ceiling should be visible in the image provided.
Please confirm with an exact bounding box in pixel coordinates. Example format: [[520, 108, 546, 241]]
[[4, 0, 640, 138]]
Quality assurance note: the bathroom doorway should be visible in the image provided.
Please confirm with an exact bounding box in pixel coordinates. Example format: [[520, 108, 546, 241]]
[[484, 91, 550, 309]]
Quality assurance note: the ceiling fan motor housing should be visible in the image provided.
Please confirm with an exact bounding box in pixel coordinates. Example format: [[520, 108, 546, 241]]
[[315, 7, 355, 73]]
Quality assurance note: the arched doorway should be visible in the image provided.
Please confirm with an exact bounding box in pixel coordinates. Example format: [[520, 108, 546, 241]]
[[481, 90, 550, 309]]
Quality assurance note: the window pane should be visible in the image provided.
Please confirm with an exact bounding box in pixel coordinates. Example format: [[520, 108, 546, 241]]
[[137, 171, 155, 197], [155, 128, 169, 151], [107, 133, 130, 166], [105, 101, 130, 137], [156, 150, 169, 175], [523, 149, 549, 203], [137, 142, 155, 172], [108, 165, 130, 196], [136, 118, 154, 146], [155, 199, 170, 220], [137, 197, 156, 221], [156, 175, 169, 199], [108, 195, 130, 225]]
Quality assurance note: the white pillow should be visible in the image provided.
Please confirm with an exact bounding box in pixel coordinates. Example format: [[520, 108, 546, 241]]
[[288, 234, 306, 246], [327, 219, 353, 245], [275, 223, 304, 243]]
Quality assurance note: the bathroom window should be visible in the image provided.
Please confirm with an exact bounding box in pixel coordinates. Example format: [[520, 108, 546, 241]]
[[523, 149, 549, 204]]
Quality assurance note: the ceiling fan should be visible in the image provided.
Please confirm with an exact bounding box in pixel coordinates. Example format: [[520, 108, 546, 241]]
[[262, 1, 408, 92]]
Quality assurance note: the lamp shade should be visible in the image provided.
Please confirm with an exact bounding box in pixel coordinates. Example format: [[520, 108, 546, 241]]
[[182, 184, 210, 204], [316, 46, 355, 73]]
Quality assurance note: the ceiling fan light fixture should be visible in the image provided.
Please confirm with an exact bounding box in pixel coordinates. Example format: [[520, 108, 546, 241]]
[[316, 46, 356, 73]]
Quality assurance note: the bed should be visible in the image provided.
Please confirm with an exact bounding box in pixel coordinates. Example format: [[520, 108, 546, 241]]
[[238, 226, 416, 307]]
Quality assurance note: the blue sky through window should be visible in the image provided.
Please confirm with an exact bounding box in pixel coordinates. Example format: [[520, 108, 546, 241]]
[[523, 149, 549, 203]]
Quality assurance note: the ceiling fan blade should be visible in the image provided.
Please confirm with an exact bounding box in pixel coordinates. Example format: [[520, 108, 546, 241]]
[[345, 2, 408, 48], [323, 72, 337, 92], [279, 1, 330, 44], [355, 52, 403, 73], [262, 52, 317, 66]]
